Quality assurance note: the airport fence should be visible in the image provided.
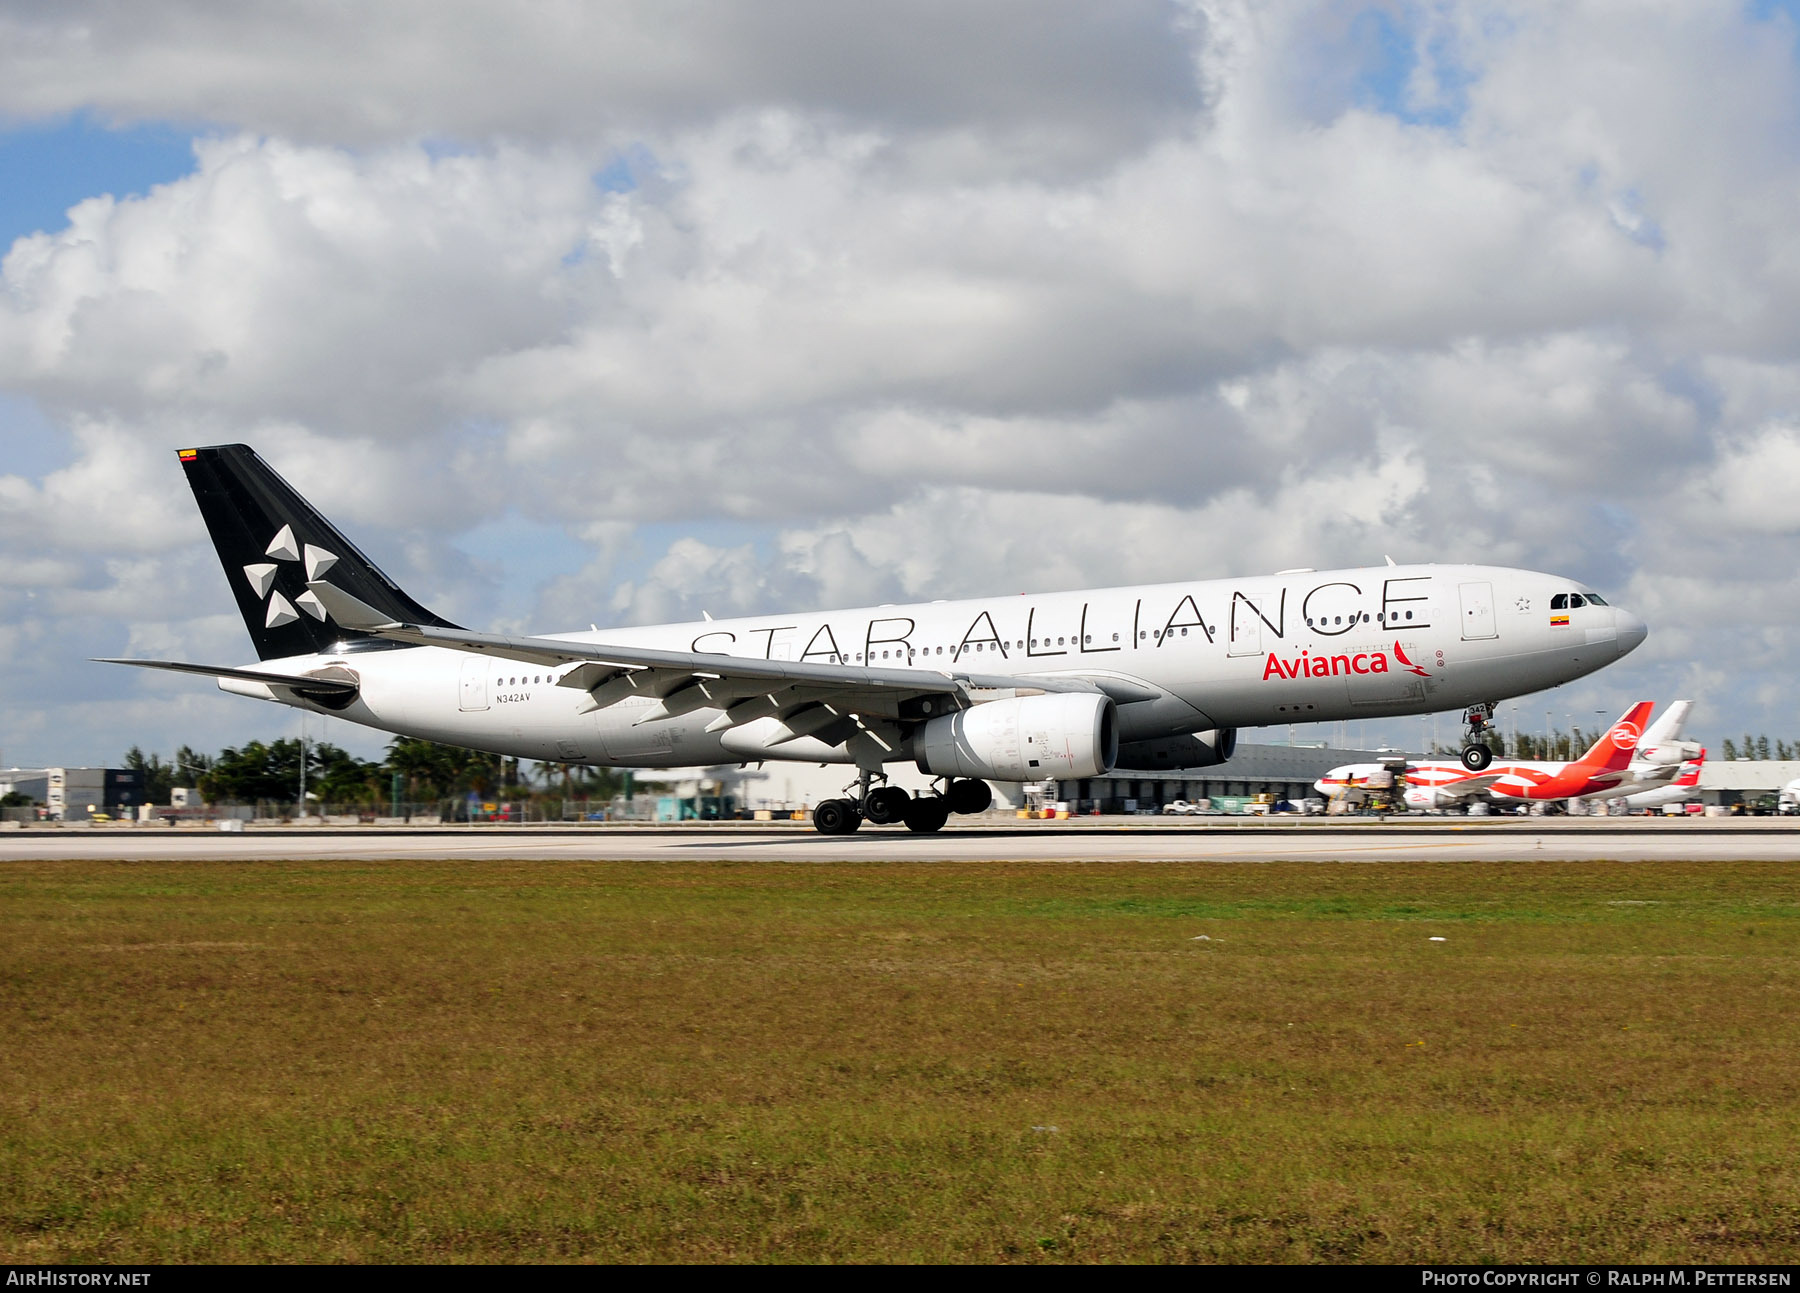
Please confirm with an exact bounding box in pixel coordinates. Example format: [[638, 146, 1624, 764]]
[[3, 798, 659, 825], [195, 797, 652, 824]]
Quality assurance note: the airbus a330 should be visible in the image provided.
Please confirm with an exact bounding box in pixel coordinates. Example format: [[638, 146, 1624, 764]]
[[103, 445, 1649, 833]]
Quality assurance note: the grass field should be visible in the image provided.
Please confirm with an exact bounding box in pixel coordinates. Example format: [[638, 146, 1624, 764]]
[[2, 856, 1798, 1263]]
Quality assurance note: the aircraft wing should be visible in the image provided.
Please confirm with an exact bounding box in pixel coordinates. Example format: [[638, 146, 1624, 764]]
[[1419, 772, 1507, 802], [307, 580, 1108, 727]]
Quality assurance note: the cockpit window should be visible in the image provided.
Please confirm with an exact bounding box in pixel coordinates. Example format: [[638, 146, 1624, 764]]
[[1584, 593, 1607, 606], [1550, 593, 1568, 610]]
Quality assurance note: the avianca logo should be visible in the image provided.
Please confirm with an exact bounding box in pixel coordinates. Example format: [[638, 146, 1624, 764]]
[[1262, 641, 1429, 681]]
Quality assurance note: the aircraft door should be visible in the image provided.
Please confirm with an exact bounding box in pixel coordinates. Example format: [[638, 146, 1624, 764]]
[[1228, 594, 1264, 657], [1459, 581, 1497, 641], [459, 655, 489, 711]]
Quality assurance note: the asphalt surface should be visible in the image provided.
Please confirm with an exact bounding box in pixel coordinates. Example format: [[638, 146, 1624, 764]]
[[5, 817, 1800, 862]]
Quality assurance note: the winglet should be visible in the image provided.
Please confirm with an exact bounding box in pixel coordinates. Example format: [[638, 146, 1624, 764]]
[[307, 581, 405, 631]]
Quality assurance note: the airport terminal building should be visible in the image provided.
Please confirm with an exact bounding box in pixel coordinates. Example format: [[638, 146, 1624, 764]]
[[649, 741, 1383, 817], [1043, 742, 1382, 813]]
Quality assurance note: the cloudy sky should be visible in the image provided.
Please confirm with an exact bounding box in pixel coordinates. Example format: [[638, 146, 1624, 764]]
[[3, 0, 1799, 768]]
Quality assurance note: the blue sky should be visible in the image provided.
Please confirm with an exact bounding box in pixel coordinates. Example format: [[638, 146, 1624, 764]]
[[0, 114, 198, 247], [5, 1, 1800, 769]]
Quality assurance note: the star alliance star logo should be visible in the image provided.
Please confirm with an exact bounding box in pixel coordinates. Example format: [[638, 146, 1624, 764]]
[[242, 524, 338, 628]]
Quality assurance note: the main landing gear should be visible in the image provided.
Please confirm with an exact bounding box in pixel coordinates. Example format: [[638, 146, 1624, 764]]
[[1459, 703, 1497, 771], [810, 772, 990, 834]]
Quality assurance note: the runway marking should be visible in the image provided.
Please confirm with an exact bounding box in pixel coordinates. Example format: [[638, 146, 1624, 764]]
[[1333, 840, 1487, 851]]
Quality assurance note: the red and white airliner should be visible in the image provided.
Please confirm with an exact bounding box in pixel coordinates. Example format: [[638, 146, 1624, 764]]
[[102, 445, 1650, 833], [1316, 702, 1689, 811]]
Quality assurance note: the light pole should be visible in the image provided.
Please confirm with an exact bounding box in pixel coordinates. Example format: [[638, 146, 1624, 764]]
[[297, 711, 306, 818]]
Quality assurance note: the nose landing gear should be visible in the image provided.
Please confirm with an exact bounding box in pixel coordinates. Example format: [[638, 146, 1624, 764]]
[[1460, 703, 1497, 771]]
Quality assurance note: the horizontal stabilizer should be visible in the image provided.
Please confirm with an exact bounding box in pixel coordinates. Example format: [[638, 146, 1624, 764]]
[[96, 658, 359, 695]]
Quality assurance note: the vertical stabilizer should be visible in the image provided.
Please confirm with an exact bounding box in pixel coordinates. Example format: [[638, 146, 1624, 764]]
[[1572, 702, 1656, 774], [1639, 700, 1693, 748], [178, 444, 459, 661]]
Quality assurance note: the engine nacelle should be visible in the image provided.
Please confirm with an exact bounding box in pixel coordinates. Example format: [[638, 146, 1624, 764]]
[[1636, 739, 1702, 767], [914, 693, 1118, 781], [1113, 729, 1237, 771]]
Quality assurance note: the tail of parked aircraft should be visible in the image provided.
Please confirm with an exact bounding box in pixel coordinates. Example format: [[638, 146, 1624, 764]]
[[1671, 749, 1705, 788], [178, 444, 459, 661], [1633, 699, 1701, 767], [1638, 700, 1692, 749], [1570, 702, 1656, 775]]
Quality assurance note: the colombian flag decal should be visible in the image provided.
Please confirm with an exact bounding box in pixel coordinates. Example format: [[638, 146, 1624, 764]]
[[178, 448, 198, 461], [1550, 613, 1570, 627]]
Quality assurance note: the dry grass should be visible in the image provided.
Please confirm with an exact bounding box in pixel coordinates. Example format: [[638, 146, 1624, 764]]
[[1, 856, 1798, 1263]]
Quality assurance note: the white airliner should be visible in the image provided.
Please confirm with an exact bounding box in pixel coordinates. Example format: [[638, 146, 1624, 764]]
[[102, 445, 1648, 833], [1618, 751, 1705, 812]]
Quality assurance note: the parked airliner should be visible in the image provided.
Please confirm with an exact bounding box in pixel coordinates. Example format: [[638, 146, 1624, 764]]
[[102, 445, 1648, 833], [1618, 751, 1705, 812], [1317, 701, 1683, 811]]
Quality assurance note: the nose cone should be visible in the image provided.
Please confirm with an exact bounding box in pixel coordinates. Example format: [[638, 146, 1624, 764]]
[[1615, 607, 1648, 657]]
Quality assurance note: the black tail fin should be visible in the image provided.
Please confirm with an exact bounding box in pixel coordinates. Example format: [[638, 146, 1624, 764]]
[[179, 444, 459, 661]]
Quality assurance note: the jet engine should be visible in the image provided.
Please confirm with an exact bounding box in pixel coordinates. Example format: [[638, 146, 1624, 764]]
[[1635, 738, 1702, 768], [1113, 729, 1237, 771], [913, 693, 1117, 781]]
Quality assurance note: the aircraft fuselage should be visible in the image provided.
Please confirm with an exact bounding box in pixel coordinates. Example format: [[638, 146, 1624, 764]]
[[223, 563, 1645, 768]]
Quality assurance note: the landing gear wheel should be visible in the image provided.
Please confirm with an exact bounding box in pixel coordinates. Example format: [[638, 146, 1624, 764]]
[[813, 798, 863, 834], [946, 778, 993, 815], [903, 796, 951, 833], [864, 785, 911, 826], [1460, 703, 1497, 769]]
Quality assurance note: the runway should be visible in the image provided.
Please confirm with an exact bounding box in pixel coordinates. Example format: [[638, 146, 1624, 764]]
[[6, 817, 1800, 862]]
